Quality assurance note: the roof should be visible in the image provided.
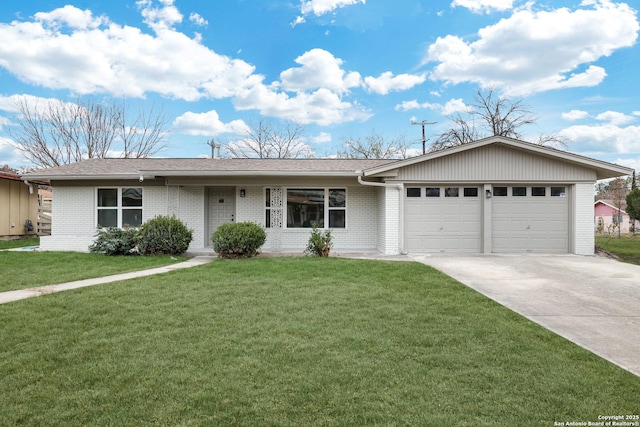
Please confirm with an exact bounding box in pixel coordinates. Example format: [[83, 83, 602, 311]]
[[595, 199, 628, 213], [24, 158, 397, 180], [361, 136, 634, 180], [23, 136, 634, 182]]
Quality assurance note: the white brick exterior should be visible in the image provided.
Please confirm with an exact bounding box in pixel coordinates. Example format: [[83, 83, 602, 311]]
[[574, 182, 595, 255], [377, 185, 401, 255], [40, 186, 95, 252]]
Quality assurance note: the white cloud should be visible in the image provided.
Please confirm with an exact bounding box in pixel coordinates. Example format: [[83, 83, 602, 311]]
[[311, 132, 332, 143], [0, 136, 25, 167], [596, 111, 636, 126], [364, 72, 426, 95], [613, 157, 640, 171], [34, 4, 107, 29], [441, 98, 471, 115], [279, 49, 361, 94], [395, 99, 439, 112], [0, 3, 375, 128], [233, 83, 372, 126], [0, 4, 257, 101], [293, 0, 365, 24], [426, 1, 639, 95], [173, 110, 249, 136], [137, 0, 182, 31], [562, 110, 590, 121], [560, 123, 640, 154], [189, 13, 208, 27], [451, 0, 514, 14]]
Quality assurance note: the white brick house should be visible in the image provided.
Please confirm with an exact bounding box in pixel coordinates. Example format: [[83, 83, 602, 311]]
[[24, 136, 633, 255]]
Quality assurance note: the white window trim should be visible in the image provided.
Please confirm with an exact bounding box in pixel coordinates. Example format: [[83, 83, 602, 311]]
[[96, 187, 144, 228], [283, 187, 347, 230]]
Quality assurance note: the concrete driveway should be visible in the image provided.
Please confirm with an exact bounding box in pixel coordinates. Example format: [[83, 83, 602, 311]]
[[410, 253, 640, 377]]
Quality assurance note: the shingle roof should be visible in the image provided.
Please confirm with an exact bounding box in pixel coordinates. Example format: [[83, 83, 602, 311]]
[[24, 158, 397, 180]]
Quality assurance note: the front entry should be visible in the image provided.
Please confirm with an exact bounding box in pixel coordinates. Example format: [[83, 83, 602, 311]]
[[208, 187, 235, 242]]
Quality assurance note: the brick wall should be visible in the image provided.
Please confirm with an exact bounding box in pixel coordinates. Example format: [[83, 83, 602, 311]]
[[40, 186, 95, 251], [574, 182, 595, 255]]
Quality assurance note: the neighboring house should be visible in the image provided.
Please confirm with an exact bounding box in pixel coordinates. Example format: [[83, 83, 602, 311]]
[[594, 200, 632, 234], [24, 136, 633, 255], [0, 165, 39, 239]]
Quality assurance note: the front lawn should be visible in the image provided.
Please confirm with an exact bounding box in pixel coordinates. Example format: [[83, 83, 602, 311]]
[[0, 252, 186, 292], [0, 258, 637, 426], [596, 235, 640, 264]]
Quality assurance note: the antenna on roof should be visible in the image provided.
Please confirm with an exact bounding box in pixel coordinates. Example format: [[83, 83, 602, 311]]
[[207, 139, 220, 159], [411, 120, 437, 154]]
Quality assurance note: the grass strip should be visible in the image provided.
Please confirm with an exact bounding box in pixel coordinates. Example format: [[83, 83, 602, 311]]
[[0, 252, 186, 292]]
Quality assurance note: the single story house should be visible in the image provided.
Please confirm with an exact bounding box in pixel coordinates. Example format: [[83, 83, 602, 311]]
[[594, 200, 633, 234], [24, 136, 633, 255]]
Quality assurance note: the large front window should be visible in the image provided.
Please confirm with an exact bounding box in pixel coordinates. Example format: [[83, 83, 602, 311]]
[[97, 188, 143, 228], [286, 188, 346, 228]]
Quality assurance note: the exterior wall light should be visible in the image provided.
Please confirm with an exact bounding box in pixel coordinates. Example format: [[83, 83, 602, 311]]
[[240, 189, 246, 197], [485, 189, 492, 198]]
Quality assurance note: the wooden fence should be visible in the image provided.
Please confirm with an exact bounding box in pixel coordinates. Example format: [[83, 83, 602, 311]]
[[38, 202, 51, 236]]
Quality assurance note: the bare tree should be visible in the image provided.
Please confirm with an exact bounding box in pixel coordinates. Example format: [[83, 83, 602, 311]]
[[9, 97, 169, 168], [432, 89, 566, 152], [223, 119, 312, 158], [337, 130, 413, 159]]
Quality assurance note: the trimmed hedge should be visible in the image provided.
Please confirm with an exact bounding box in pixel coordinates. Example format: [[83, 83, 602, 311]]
[[211, 222, 266, 259], [136, 215, 194, 255], [89, 227, 138, 256]]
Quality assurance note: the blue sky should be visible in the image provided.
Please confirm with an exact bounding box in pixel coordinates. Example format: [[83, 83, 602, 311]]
[[0, 0, 638, 170]]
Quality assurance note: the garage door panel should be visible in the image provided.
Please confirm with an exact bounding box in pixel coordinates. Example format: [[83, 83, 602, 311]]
[[491, 186, 569, 253], [404, 187, 481, 253]]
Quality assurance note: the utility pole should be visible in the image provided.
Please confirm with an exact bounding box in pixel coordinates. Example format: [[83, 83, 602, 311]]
[[411, 120, 436, 154]]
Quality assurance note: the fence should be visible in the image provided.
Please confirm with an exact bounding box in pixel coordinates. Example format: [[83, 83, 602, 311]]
[[38, 202, 51, 236]]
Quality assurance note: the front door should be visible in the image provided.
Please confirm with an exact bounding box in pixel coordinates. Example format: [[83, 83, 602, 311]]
[[208, 187, 235, 242]]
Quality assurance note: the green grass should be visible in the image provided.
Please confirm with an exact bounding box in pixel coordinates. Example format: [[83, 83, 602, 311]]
[[0, 258, 638, 426], [596, 235, 640, 264], [0, 252, 186, 292], [0, 237, 40, 250]]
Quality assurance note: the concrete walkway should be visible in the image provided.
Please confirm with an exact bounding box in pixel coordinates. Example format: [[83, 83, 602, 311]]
[[411, 253, 640, 377], [0, 256, 215, 305]]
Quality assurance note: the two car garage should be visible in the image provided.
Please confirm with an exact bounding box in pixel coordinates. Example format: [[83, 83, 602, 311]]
[[404, 184, 569, 253]]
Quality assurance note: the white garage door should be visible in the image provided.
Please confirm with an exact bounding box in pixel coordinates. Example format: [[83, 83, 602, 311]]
[[405, 186, 481, 253], [492, 185, 569, 253]]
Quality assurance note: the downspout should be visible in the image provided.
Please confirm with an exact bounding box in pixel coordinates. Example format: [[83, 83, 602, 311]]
[[23, 179, 34, 194], [357, 173, 405, 255]]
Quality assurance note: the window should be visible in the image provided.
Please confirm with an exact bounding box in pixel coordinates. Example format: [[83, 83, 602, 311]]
[[425, 188, 440, 197], [445, 187, 459, 197], [97, 188, 142, 228], [512, 187, 527, 197], [551, 187, 566, 197], [463, 188, 478, 197], [407, 188, 421, 197], [286, 188, 346, 229], [532, 187, 546, 196], [493, 187, 508, 196]]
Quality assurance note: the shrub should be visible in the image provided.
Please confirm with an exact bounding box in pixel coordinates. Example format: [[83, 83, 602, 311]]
[[304, 224, 333, 257], [89, 227, 138, 256], [136, 215, 194, 255], [211, 222, 266, 259]]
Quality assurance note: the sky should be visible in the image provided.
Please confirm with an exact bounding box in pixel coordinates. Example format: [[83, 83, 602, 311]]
[[0, 0, 638, 171]]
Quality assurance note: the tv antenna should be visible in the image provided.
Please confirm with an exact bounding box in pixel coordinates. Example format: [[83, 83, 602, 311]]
[[411, 120, 437, 154]]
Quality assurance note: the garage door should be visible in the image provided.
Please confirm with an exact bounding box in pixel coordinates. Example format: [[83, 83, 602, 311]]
[[405, 186, 481, 253], [492, 185, 569, 253]]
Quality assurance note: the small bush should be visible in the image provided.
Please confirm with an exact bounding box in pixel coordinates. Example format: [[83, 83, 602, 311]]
[[211, 222, 266, 259], [304, 224, 333, 257], [136, 216, 194, 255], [89, 227, 138, 256]]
